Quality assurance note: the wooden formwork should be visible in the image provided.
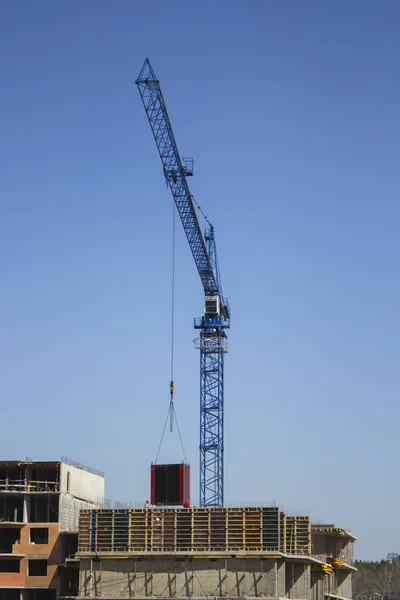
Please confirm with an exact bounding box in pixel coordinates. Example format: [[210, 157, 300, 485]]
[[150, 508, 164, 550], [295, 516, 311, 555], [226, 508, 244, 550], [286, 516, 311, 555], [78, 509, 91, 552], [129, 509, 147, 551], [210, 508, 227, 551], [244, 508, 262, 551], [162, 508, 176, 551], [193, 508, 210, 550], [176, 509, 192, 551], [286, 516, 296, 554], [96, 509, 113, 551], [280, 511, 287, 553], [262, 507, 280, 552], [113, 509, 129, 552], [77, 506, 309, 555]]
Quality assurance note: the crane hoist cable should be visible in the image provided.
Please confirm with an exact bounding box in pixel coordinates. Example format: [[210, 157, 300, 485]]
[[154, 200, 187, 465], [154, 404, 187, 464], [170, 197, 176, 433]]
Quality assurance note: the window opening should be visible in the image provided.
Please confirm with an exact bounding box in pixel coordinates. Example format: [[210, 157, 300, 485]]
[[28, 560, 47, 576], [0, 528, 20, 553], [30, 528, 49, 544], [0, 559, 20, 573]]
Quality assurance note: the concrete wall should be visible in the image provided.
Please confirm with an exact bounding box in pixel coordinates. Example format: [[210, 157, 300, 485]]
[[285, 562, 310, 599], [311, 571, 325, 600], [78, 556, 313, 599], [312, 532, 354, 566], [277, 559, 286, 597], [59, 495, 104, 533], [59, 464, 104, 504], [335, 569, 353, 599], [340, 540, 353, 565], [76, 555, 355, 600], [59, 464, 104, 532]]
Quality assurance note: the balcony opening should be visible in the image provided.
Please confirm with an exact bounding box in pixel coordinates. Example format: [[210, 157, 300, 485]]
[[0, 468, 24, 492], [0, 528, 20, 553], [30, 495, 58, 523], [0, 496, 24, 522], [30, 466, 59, 492], [0, 559, 20, 572], [28, 559, 47, 576], [30, 527, 49, 545]]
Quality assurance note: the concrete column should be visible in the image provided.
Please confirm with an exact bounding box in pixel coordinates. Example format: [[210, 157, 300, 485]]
[[276, 559, 286, 598], [23, 467, 31, 523], [291, 563, 311, 600], [23, 495, 30, 523], [312, 571, 325, 600]]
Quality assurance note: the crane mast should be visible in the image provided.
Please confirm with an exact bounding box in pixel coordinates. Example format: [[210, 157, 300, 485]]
[[136, 59, 230, 507]]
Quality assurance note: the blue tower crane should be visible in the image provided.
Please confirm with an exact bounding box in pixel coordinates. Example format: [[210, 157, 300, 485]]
[[136, 59, 230, 507]]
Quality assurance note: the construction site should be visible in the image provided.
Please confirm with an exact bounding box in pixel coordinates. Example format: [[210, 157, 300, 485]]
[[0, 458, 356, 600], [75, 507, 356, 600], [1, 58, 357, 600]]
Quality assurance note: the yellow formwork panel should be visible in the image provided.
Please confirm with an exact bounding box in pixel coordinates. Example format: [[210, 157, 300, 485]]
[[286, 516, 296, 554], [78, 510, 92, 551], [96, 509, 113, 551], [280, 512, 287, 553], [176, 508, 192, 551], [209, 508, 227, 551], [285, 515, 311, 555], [244, 508, 262, 551], [79, 509, 91, 519], [295, 516, 311, 555], [78, 511, 91, 530], [193, 508, 210, 550], [227, 508, 244, 550], [150, 508, 164, 550], [162, 508, 176, 551], [129, 508, 147, 551], [79, 506, 308, 555]]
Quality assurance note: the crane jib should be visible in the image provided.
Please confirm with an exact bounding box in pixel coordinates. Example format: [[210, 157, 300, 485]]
[[136, 63, 218, 297]]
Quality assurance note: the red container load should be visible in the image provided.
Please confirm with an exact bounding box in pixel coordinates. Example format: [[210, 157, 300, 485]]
[[150, 463, 190, 507]]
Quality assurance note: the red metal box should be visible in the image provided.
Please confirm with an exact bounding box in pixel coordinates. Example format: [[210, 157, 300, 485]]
[[150, 463, 190, 507]]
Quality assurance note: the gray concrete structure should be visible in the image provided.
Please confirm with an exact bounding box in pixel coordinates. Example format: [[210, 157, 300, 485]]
[[312, 525, 357, 600], [58, 460, 105, 532], [74, 520, 356, 600], [78, 554, 311, 599]]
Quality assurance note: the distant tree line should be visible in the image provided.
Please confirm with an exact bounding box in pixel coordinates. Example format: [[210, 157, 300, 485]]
[[354, 558, 400, 600]]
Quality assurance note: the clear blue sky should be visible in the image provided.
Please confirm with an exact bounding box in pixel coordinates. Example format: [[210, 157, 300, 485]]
[[1, 1, 399, 560]]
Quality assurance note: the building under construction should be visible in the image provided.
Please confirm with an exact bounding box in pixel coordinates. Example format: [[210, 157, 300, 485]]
[[0, 459, 104, 600], [74, 506, 356, 600]]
